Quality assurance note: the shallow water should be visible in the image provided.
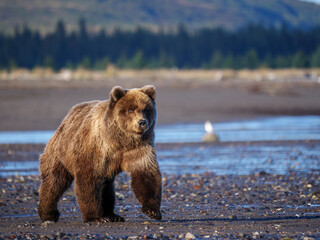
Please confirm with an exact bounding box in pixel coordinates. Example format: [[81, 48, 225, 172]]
[[156, 115, 320, 143], [0, 161, 39, 176], [0, 116, 319, 176], [1, 116, 320, 144], [158, 142, 320, 175]]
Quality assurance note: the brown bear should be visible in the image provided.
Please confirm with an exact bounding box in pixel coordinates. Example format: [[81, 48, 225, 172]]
[[37, 85, 162, 223]]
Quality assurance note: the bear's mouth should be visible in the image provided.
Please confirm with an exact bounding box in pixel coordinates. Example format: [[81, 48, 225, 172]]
[[134, 128, 147, 135]]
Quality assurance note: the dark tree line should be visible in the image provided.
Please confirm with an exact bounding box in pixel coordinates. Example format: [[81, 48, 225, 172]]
[[1, 19, 320, 70]]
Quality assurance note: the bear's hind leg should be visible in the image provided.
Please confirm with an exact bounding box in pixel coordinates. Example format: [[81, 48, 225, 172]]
[[99, 178, 125, 222], [38, 161, 73, 222]]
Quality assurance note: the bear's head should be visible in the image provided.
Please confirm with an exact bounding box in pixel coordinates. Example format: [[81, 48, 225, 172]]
[[108, 85, 157, 135]]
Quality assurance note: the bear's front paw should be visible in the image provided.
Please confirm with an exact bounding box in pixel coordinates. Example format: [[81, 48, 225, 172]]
[[141, 207, 162, 220], [84, 217, 111, 223], [109, 214, 125, 222], [86, 215, 125, 223], [100, 213, 125, 222]]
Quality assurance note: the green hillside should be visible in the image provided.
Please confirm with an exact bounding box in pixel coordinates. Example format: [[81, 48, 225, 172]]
[[0, 0, 320, 33]]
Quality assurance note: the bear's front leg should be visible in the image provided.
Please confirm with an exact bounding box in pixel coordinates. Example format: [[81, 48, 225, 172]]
[[131, 169, 162, 220], [99, 178, 125, 222]]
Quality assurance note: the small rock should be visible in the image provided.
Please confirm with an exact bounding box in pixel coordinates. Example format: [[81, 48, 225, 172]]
[[228, 214, 238, 220], [127, 236, 138, 240], [202, 133, 219, 142], [185, 232, 196, 239], [57, 232, 66, 239], [116, 192, 125, 200], [122, 205, 129, 211], [41, 221, 55, 227]]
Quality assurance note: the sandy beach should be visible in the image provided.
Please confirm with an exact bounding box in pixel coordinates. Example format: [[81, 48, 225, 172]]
[[0, 72, 320, 239]]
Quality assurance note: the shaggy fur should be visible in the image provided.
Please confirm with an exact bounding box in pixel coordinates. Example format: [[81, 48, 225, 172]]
[[38, 85, 162, 223]]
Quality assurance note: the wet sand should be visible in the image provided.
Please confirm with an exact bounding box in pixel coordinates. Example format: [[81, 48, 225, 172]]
[[0, 77, 320, 239], [1, 78, 320, 130]]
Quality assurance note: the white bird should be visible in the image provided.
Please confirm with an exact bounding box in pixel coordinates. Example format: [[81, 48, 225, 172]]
[[204, 121, 213, 134]]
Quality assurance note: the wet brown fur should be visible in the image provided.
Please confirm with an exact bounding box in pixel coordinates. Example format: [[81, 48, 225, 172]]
[[38, 85, 162, 223]]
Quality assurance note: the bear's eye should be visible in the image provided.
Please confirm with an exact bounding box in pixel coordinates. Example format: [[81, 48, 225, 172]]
[[128, 108, 134, 113]]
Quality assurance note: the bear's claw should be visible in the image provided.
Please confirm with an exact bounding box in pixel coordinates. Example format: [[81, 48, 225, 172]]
[[110, 214, 125, 222], [142, 208, 162, 221], [85, 215, 125, 223]]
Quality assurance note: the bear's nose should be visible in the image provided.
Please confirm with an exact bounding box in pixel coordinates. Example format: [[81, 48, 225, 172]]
[[138, 119, 147, 128]]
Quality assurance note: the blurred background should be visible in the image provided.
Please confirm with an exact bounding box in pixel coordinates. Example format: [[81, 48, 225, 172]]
[[1, 0, 320, 70]]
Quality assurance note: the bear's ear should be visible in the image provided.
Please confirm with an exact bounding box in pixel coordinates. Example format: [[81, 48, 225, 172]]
[[141, 85, 156, 101], [109, 86, 127, 106]]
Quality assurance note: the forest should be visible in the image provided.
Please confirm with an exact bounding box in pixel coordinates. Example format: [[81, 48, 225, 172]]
[[1, 19, 320, 71]]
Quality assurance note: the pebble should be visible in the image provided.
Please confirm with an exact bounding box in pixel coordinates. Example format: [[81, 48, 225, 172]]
[[185, 232, 196, 239], [41, 221, 55, 227], [228, 214, 238, 220], [116, 192, 125, 200], [57, 232, 66, 239], [178, 234, 184, 239], [127, 236, 138, 240]]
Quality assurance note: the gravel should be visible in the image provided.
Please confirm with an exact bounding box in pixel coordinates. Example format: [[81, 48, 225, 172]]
[[1, 171, 320, 239]]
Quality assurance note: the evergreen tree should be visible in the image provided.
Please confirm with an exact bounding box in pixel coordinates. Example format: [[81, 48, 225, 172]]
[[1, 20, 320, 70], [129, 51, 146, 69], [243, 49, 259, 69], [44, 56, 54, 69], [223, 55, 237, 69], [94, 57, 110, 70], [275, 55, 290, 68], [79, 56, 91, 69], [52, 20, 67, 70], [311, 46, 320, 68], [210, 51, 224, 69], [292, 51, 309, 68]]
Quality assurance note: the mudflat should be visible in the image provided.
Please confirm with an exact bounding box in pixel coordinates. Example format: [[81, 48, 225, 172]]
[[1, 76, 320, 130]]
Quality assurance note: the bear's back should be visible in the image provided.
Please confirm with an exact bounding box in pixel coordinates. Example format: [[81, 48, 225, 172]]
[[46, 100, 104, 152]]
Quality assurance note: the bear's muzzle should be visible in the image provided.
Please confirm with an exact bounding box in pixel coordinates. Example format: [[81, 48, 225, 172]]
[[138, 119, 148, 133]]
